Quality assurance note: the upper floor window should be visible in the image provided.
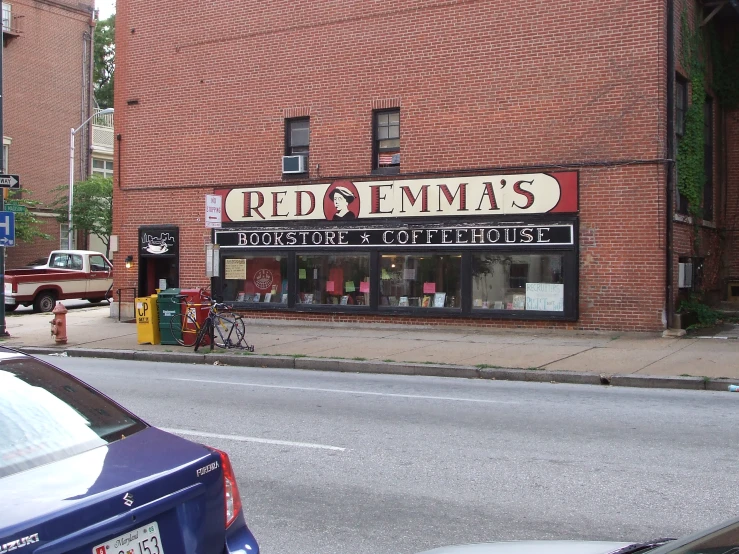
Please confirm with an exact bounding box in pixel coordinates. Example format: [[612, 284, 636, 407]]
[[703, 97, 713, 221], [92, 158, 113, 179], [675, 76, 687, 138], [374, 110, 400, 174], [286, 118, 309, 156]]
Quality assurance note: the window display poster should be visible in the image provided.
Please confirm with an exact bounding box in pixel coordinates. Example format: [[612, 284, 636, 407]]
[[525, 283, 564, 311], [345, 281, 356, 292], [381, 269, 391, 280], [326, 281, 335, 292], [512, 294, 526, 310], [403, 268, 416, 280], [225, 258, 247, 280], [360, 281, 370, 293], [423, 282, 436, 294], [399, 296, 409, 307], [299, 268, 307, 279], [433, 293, 446, 307]]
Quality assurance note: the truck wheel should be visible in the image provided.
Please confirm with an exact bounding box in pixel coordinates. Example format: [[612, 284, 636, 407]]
[[33, 292, 56, 313]]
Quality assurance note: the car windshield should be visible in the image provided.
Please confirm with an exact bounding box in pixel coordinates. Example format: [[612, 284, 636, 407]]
[[0, 355, 146, 478], [651, 519, 739, 554]]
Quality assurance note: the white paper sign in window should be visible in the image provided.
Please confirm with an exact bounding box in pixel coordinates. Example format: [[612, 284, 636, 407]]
[[525, 283, 564, 311]]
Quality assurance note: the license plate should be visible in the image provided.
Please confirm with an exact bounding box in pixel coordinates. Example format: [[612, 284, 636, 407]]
[[93, 521, 164, 554]]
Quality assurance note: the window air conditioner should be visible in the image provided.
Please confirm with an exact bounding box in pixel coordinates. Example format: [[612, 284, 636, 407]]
[[282, 155, 307, 174]]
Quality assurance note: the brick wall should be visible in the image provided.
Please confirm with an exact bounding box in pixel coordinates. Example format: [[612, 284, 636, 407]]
[[114, 0, 673, 331], [726, 110, 739, 286], [4, 0, 95, 267]]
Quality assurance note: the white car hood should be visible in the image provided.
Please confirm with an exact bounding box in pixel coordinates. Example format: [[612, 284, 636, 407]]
[[418, 540, 633, 554]]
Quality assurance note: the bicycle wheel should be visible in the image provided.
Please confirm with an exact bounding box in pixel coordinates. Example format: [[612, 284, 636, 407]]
[[213, 313, 246, 348], [194, 318, 212, 352], [169, 312, 199, 347]]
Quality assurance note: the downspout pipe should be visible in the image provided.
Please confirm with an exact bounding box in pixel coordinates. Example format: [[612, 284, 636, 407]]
[[666, 0, 676, 329]]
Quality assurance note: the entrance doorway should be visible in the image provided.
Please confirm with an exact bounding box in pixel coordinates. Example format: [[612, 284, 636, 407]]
[[138, 226, 180, 296], [139, 256, 179, 296]]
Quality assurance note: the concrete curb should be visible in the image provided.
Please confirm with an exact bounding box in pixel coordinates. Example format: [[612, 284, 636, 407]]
[[15, 346, 738, 392]]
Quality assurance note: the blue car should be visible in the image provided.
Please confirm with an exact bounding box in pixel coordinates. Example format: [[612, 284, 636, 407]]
[[0, 348, 259, 554]]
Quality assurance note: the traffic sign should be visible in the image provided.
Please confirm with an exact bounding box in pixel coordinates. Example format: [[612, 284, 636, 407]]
[[4, 202, 26, 213], [0, 211, 16, 246], [0, 175, 19, 189], [205, 194, 222, 229]]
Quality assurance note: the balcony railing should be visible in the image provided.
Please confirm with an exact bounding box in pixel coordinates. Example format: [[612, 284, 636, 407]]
[[2, 3, 22, 35], [91, 109, 114, 152]]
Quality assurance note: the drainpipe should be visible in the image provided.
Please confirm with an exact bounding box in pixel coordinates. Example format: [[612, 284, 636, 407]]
[[666, 0, 676, 329]]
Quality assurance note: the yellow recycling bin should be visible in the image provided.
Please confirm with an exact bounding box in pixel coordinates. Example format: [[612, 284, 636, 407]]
[[136, 295, 161, 345]]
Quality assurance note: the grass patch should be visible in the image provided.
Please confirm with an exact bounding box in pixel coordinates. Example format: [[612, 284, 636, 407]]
[[383, 359, 395, 363], [292, 354, 307, 358], [476, 363, 502, 369], [352, 357, 367, 361]]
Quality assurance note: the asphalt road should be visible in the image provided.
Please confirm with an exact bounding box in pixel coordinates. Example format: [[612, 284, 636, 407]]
[[42, 356, 739, 554]]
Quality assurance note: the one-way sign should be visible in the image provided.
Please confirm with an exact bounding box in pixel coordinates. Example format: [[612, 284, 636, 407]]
[[0, 175, 20, 188]]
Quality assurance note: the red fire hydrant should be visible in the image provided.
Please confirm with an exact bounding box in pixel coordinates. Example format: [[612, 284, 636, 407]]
[[50, 302, 68, 344]]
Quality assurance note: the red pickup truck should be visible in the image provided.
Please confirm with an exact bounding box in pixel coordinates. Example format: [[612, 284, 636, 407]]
[[4, 250, 114, 313]]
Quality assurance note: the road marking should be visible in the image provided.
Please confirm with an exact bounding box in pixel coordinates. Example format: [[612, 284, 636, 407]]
[[162, 428, 346, 451], [169, 377, 518, 404]]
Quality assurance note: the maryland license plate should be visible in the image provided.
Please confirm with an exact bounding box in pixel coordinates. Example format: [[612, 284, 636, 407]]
[[93, 521, 163, 554]]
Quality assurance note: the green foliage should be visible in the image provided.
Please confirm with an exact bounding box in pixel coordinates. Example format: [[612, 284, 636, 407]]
[[678, 296, 730, 329], [6, 189, 53, 244], [94, 15, 115, 109], [51, 175, 113, 255], [676, 12, 706, 220]]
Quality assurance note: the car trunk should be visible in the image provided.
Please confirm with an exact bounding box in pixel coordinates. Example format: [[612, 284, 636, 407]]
[[0, 427, 226, 554]]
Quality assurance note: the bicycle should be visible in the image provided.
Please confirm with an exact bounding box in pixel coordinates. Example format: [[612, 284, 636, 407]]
[[168, 291, 253, 352], [194, 301, 253, 352]]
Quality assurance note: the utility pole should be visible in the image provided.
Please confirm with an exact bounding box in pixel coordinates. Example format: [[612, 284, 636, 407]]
[[0, 30, 7, 337]]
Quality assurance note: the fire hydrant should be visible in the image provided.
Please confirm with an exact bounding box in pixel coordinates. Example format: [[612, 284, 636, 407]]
[[50, 302, 68, 344]]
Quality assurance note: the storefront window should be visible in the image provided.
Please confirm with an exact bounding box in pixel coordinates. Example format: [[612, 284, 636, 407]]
[[380, 254, 461, 308], [472, 254, 564, 311], [222, 255, 288, 304], [297, 254, 370, 306]]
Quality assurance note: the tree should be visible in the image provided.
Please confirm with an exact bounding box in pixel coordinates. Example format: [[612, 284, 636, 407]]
[[94, 15, 115, 109], [52, 175, 113, 257], [6, 189, 53, 244]]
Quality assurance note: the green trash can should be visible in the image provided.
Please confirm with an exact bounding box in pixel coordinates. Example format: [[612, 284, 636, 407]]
[[157, 288, 182, 345]]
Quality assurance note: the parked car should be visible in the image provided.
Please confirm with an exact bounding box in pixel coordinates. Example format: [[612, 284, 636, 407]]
[[4, 250, 114, 312], [0, 347, 260, 554], [417, 515, 739, 554]]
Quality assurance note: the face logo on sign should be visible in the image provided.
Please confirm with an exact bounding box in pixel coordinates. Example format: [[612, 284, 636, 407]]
[[254, 269, 274, 290], [324, 180, 360, 221]]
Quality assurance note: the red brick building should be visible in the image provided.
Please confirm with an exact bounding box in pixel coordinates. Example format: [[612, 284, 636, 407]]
[[3, 0, 99, 267], [112, 0, 739, 332]]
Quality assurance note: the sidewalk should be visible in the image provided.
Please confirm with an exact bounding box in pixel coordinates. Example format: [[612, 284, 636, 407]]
[[3, 305, 739, 391]]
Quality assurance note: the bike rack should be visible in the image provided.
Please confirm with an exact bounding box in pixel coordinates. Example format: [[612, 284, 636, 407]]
[[116, 287, 138, 322]]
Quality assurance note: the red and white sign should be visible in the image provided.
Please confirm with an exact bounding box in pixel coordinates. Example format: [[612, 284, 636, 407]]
[[215, 172, 578, 224], [205, 194, 222, 228]]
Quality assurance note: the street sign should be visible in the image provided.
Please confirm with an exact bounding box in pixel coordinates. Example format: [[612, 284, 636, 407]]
[[0, 175, 19, 189], [4, 202, 26, 213], [0, 211, 15, 246], [205, 194, 222, 229]]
